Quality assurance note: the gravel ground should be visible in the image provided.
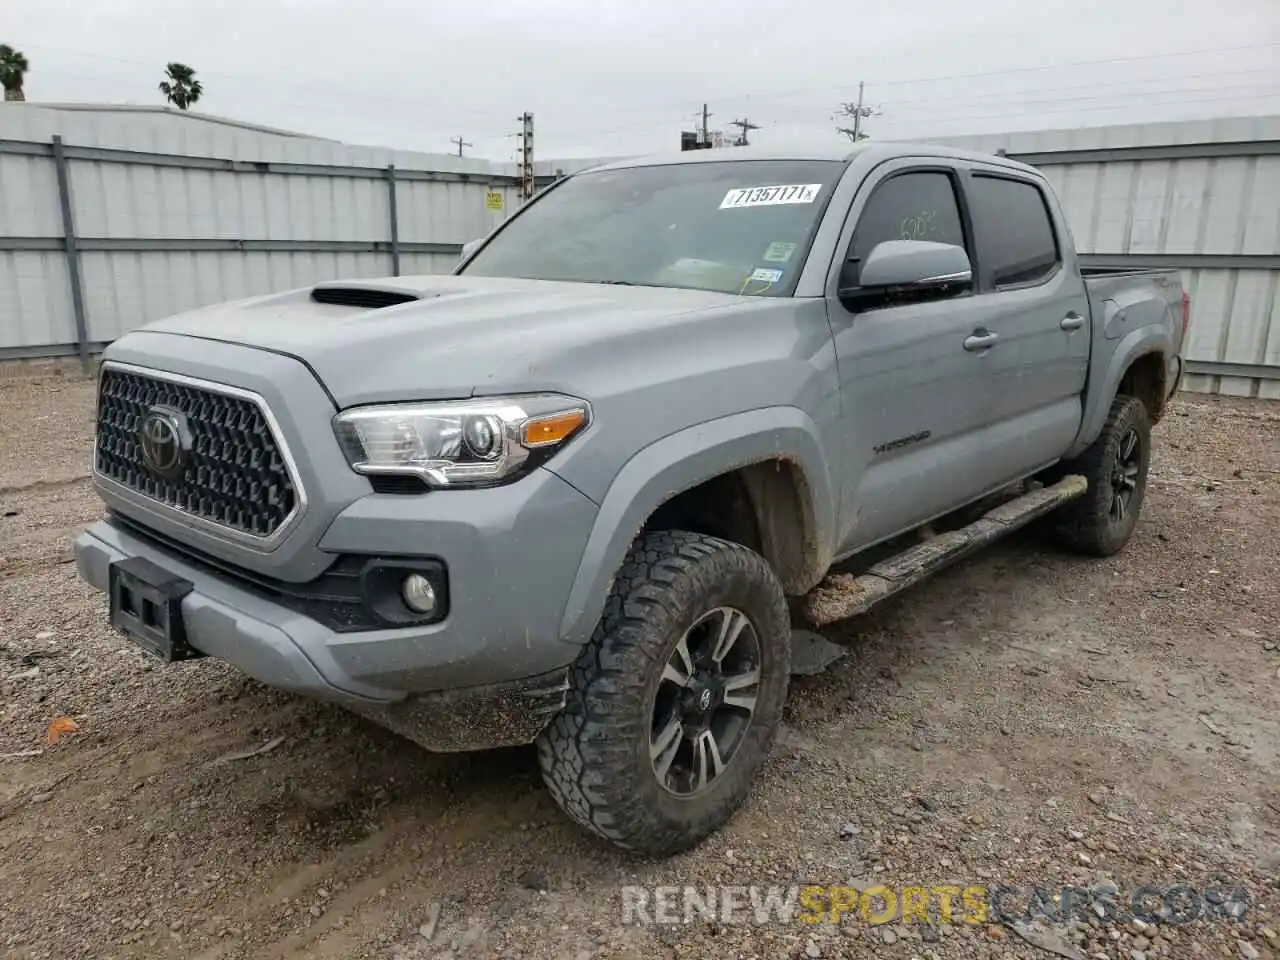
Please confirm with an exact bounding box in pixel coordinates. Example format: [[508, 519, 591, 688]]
[[0, 373, 1277, 960]]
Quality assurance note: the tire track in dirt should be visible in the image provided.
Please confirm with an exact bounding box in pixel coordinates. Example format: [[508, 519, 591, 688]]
[[253, 786, 549, 960]]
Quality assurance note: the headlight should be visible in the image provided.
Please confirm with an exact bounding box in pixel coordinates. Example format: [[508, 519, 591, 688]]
[[333, 394, 590, 488]]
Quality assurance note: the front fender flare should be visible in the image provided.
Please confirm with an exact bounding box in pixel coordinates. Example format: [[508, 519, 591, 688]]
[[555, 406, 836, 645]]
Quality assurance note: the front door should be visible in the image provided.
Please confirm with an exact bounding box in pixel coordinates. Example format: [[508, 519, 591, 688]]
[[825, 162, 1000, 555]]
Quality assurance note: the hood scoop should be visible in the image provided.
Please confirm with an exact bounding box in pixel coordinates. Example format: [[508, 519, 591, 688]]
[[310, 286, 421, 309]]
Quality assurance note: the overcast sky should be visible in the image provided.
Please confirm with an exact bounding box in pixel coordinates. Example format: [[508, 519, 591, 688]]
[[6, 0, 1279, 161]]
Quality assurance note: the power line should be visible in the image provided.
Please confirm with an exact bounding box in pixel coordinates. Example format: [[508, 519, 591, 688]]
[[573, 75, 1279, 144], [21, 38, 1278, 129], [869, 66, 1277, 109], [688, 39, 1280, 109], [839, 82, 1280, 122], [461, 39, 1280, 128], [588, 71, 1279, 143], [718, 79, 1280, 129], [15, 39, 1280, 158], [529, 88, 1280, 158], [879, 89, 1280, 128]]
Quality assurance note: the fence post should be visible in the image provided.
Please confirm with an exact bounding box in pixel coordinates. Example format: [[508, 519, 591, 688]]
[[385, 164, 400, 276], [51, 135, 91, 371]]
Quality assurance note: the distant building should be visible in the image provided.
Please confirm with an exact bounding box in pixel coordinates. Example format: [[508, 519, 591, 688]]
[[679, 129, 728, 151]]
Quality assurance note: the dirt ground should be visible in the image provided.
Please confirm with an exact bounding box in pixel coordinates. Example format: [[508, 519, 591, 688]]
[[1, 372, 1277, 960]]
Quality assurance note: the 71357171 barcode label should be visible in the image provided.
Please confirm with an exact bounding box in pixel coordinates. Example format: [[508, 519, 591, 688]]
[[719, 184, 822, 209]]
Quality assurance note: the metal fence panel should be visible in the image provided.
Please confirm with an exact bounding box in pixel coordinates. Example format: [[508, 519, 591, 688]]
[[0, 104, 551, 360], [0, 250, 76, 347], [0, 152, 62, 236], [77, 249, 393, 342], [3, 104, 1279, 399]]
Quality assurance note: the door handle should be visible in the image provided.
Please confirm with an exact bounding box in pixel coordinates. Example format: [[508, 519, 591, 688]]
[[963, 330, 999, 352], [1060, 312, 1085, 331]]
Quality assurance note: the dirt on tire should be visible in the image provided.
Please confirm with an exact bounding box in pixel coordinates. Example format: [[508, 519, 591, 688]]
[[1, 372, 1277, 960]]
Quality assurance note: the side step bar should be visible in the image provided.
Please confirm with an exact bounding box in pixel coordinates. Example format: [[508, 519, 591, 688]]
[[801, 474, 1088, 628]]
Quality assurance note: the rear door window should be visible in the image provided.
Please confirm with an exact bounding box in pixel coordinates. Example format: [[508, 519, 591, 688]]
[[966, 175, 1060, 288]]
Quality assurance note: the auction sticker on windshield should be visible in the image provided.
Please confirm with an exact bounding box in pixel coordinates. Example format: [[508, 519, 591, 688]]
[[720, 184, 823, 209]]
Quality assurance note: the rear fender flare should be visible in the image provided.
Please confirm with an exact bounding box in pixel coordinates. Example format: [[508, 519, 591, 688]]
[[1067, 324, 1172, 459]]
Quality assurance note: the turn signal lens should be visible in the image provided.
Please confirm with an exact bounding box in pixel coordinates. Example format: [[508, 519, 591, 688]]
[[522, 410, 587, 447]]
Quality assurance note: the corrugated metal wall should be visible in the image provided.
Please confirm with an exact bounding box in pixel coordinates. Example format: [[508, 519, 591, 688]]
[[930, 116, 1280, 399], [0, 104, 535, 358]]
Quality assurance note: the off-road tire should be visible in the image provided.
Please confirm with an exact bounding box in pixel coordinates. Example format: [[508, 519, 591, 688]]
[[1051, 394, 1151, 557], [536, 530, 790, 857]]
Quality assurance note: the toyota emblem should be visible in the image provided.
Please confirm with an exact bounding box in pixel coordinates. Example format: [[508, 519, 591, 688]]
[[138, 406, 190, 480]]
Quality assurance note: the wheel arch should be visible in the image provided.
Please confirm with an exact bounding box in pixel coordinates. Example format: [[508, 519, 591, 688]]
[[556, 407, 836, 646], [1067, 324, 1173, 460]]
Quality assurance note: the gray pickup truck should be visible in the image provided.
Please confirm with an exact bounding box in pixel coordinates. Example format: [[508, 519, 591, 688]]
[[74, 140, 1187, 857]]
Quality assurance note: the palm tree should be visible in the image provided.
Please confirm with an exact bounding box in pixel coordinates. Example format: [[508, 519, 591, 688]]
[[0, 44, 29, 102], [158, 62, 203, 110]]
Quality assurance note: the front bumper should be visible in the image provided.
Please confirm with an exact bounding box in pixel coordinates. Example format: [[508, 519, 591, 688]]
[[74, 467, 599, 748]]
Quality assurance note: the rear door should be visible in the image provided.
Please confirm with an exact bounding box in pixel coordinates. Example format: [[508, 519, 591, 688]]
[[958, 167, 1091, 484], [825, 160, 1002, 554]]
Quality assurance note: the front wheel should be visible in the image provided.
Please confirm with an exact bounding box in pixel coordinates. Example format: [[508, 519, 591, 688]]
[[536, 530, 790, 856], [1051, 394, 1152, 557]]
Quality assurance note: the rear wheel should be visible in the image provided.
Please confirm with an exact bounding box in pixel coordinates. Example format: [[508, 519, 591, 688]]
[[536, 530, 790, 856], [1051, 394, 1151, 557]]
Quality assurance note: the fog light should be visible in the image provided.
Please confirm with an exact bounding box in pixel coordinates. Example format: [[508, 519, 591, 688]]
[[401, 573, 437, 614]]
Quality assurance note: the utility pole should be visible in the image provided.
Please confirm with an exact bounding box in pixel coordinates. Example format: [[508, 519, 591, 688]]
[[729, 117, 759, 147], [836, 81, 877, 142], [515, 112, 535, 201], [451, 136, 473, 157], [700, 103, 711, 147]]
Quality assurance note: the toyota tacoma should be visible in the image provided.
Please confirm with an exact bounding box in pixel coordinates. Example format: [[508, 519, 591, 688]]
[[75, 141, 1187, 856]]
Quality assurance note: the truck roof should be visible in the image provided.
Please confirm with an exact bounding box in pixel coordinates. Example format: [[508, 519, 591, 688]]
[[581, 140, 1042, 178]]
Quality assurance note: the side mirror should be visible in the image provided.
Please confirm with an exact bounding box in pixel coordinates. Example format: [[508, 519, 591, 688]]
[[460, 238, 484, 262], [838, 240, 973, 309]]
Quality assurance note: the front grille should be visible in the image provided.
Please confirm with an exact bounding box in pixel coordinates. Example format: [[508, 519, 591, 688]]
[[95, 367, 299, 540]]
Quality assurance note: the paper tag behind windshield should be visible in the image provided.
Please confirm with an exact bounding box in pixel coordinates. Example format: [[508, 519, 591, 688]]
[[720, 184, 822, 209]]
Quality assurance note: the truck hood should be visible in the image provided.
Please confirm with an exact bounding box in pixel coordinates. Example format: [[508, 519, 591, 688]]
[[137, 275, 744, 406]]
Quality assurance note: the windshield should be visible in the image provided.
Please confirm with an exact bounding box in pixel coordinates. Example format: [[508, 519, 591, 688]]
[[458, 159, 845, 296]]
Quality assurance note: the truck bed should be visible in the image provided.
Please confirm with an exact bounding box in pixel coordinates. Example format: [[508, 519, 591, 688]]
[[1082, 265, 1186, 358]]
